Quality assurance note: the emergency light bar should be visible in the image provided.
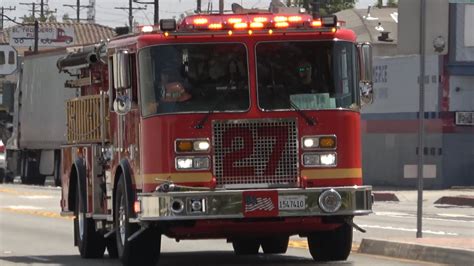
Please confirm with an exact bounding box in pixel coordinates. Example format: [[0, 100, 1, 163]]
[[177, 14, 338, 32]]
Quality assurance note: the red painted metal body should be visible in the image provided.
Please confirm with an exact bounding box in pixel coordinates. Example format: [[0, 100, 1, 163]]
[[60, 16, 366, 240]]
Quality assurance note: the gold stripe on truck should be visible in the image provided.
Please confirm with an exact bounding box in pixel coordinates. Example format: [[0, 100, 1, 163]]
[[301, 168, 362, 180]]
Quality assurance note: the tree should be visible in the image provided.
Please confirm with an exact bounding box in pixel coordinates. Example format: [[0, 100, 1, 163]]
[[20, 11, 57, 23], [287, 0, 356, 15], [63, 13, 72, 23]]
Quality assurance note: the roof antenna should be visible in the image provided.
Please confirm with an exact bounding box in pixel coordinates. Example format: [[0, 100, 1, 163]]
[[310, 0, 321, 19], [196, 0, 201, 13]]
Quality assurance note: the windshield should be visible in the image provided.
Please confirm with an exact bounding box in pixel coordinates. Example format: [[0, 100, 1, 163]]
[[256, 41, 358, 111], [139, 43, 249, 116]]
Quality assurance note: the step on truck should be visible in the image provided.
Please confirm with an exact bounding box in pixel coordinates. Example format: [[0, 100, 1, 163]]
[[59, 5, 374, 265]]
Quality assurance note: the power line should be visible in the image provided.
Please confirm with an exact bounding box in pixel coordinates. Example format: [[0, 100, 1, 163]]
[[1, 6, 16, 29], [63, 0, 94, 22], [133, 0, 159, 25], [19, 1, 56, 21], [115, 0, 146, 30]]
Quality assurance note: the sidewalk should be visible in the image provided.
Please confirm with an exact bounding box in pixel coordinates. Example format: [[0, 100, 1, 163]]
[[359, 188, 474, 265]]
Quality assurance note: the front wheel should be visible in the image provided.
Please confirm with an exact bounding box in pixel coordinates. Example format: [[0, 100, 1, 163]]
[[307, 222, 353, 262], [115, 174, 161, 265], [232, 238, 260, 255], [74, 183, 106, 258], [261, 236, 289, 254]]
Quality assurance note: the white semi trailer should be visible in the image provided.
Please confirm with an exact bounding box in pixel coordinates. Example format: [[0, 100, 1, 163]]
[[6, 48, 76, 185]]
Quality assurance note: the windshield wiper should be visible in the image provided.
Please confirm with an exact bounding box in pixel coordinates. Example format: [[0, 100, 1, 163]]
[[194, 81, 235, 129], [289, 98, 316, 126]]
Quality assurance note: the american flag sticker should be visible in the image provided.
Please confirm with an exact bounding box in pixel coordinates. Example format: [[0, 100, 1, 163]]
[[243, 191, 278, 217], [245, 196, 275, 212]]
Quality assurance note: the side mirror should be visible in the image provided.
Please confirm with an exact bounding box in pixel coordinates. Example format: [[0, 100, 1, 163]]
[[113, 50, 131, 90], [357, 42, 374, 106], [113, 94, 132, 115]]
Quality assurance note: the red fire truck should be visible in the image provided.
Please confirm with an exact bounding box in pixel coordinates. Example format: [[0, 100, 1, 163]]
[[58, 8, 374, 266]]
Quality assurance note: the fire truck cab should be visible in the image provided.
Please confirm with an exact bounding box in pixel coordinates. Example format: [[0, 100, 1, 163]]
[[59, 8, 374, 266]]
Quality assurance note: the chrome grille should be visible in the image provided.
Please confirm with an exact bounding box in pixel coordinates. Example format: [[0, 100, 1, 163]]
[[213, 119, 298, 187]]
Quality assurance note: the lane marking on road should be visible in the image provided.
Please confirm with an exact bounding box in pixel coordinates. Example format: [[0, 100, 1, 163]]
[[288, 240, 359, 252], [0, 187, 53, 197], [26, 256, 50, 262], [357, 224, 458, 236], [5, 205, 43, 210], [437, 213, 474, 219], [374, 211, 474, 223], [19, 195, 55, 199], [0, 207, 73, 220]]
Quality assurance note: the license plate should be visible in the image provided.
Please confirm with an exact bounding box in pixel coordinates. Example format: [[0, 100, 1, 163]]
[[278, 195, 306, 210]]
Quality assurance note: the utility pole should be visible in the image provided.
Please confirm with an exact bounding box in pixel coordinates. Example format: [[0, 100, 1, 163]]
[[133, 0, 159, 25], [115, 0, 146, 30], [19, 2, 37, 18], [64, 0, 93, 22], [416, 0, 426, 239], [40, 0, 44, 18], [0, 6, 16, 30]]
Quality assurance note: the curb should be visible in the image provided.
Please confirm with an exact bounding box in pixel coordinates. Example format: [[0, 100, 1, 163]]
[[358, 238, 474, 265], [434, 196, 474, 207], [373, 192, 399, 202]]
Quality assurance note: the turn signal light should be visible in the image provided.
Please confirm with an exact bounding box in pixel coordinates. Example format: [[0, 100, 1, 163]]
[[319, 137, 336, 149], [134, 200, 141, 213], [311, 20, 322, 27], [176, 140, 193, 152]]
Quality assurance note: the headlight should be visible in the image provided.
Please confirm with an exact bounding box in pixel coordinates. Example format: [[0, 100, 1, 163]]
[[302, 152, 337, 167], [194, 140, 210, 152], [320, 153, 336, 166], [303, 153, 320, 166], [176, 156, 210, 170], [176, 139, 210, 153], [176, 158, 193, 169], [302, 137, 319, 149], [302, 135, 336, 150]]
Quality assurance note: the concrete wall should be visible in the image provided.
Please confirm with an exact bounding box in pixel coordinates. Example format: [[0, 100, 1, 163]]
[[449, 76, 474, 111], [442, 134, 474, 187], [362, 133, 445, 188], [398, 0, 449, 56], [363, 55, 440, 114]]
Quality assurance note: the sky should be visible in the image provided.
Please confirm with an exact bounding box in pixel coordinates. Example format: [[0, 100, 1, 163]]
[[0, 0, 373, 28]]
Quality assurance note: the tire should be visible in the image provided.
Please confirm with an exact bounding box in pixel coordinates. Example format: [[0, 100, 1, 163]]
[[4, 173, 14, 183], [53, 154, 61, 187], [20, 157, 45, 185], [0, 169, 3, 183], [307, 222, 353, 262], [261, 236, 289, 254], [232, 238, 260, 255], [106, 235, 119, 258], [115, 174, 161, 265], [74, 181, 106, 258]]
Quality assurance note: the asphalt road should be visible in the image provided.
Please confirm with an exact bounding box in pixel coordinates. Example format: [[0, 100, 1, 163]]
[[0, 184, 460, 266]]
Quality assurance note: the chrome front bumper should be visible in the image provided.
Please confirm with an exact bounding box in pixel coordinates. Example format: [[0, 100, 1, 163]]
[[137, 186, 373, 221]]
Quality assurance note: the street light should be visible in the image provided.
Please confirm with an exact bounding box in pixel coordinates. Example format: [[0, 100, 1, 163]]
[[133, 0, 159, 25]]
